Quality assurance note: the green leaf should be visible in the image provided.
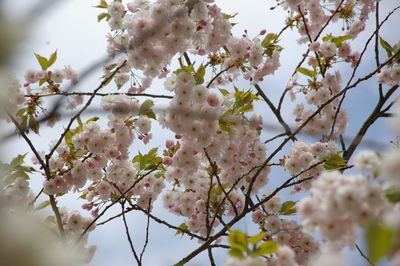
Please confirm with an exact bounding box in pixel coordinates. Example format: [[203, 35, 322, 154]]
[[233, 88, 259, 112], [21, 116, 28, 133], [98, 13, 111, 22], [139, 100, 156, 120], [296, 67, 317, 77], [16, 108, 27, 117], [254, 241, 279, 256], [219, 88, 230, 96], [175, 222, 189, 235], [44, 216, 55, 225], [261, 33, 278, 48], [10, 153, 27, 167], [228, 249, 245, 259], [248, 232, 266, 245], [321, 152, 348, 170], [15, 165, 36, 173], [279, 201, 297, 215], [86, 117, 100, 124], [133, 148, 161, 170], [173, 64, 195, 75], [28, 116, 40, 134], [228, 230, 248, 252], [65, 130, 74, 146], [322, 33, 332, 42], [77, 116, 83, 128], [218, 117, 233, 133], [48, 51, 57, 69], [331, 36, 352, 47], [195, 64, 206, 85], [35, 53, 50, 70], [365, 221, 393, 264], [222, 12, 238, 20], [139, 100, 154, 113], [380, 37, 393, 58], [0, 162, 13, 176], [4, 171, 30, 185], [237, 103, 253, 113], [384, 189, 400, 203], [95, 0, 108, 8], [34, 200, 50, 211]]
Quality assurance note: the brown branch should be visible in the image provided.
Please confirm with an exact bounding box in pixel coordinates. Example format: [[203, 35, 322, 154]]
[[139, 198, 152, 263], [121, 202, 141, 265], [6, 111, 65, 238], [25, 91, 173, 99], [77, 162, 160, 242], [344, 85, 399, 160], [328, 5, 400, 138], [45, 60, 127, 166], [206, 64, 235, 88], [356, 244, 375, 266], [132, 204, 206, 241], [96, 207, 136, 226], [254, 83, 296, 141]]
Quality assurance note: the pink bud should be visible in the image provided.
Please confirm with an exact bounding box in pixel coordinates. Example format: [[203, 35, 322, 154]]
[[91, 209, 99, 217], [207, 93, 219, 107], [166, 139, 174, 149], [197, 48, 206, 56], [162, 156, 173, 165]]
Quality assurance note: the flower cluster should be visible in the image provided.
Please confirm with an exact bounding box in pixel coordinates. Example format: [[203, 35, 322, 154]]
[[297, 170, 387, 246], [2, 177, 34, 209], [42, 94, 163, 216], [279, 0, 375, 43], [378, 65, 400, 86], [158, 70, 270, 234], [283, 141, 335, 190], [293, 71, 348, 137], [104, 0, 232, 90]]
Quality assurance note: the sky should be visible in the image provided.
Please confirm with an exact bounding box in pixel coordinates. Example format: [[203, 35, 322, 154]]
[[1, 0, 399, 265]]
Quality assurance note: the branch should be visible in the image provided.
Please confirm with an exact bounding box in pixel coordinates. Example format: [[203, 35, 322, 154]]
[[139, 198, 152, 263], [78, 163, 160, 242], [121, 202, 141, 265], [25, 91, 173, 99], [356, 244, 375, 266], [328, 4, 400, 138], [6, 111, 65, 237], [46, 60, 127, 167], [207, 64, 235, 88], [254, 84, 296, 141], [344, 85, 399, 160]]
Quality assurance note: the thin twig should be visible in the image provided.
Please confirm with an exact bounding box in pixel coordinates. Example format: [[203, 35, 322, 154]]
[[96, 207, 136, 226], [78, 163, 160, 242], [207, 64, 235, 88], [121, 202, 141, 265], [25, 91, 173, 99], [356, 244, 375, 266], [139, 198, 152, 263], [45, 60, 127, 167], [207, 247, 216, 266]]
